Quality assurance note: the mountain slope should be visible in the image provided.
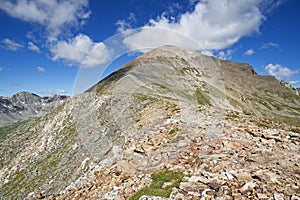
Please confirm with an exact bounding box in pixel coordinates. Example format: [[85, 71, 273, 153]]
[[217, 59, 300, 125], [0, 46, 299, 199], [0, 92, 68, 127]]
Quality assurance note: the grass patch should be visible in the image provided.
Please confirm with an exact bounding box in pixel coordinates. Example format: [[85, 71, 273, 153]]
[[168, 128, 179, 135], [133, 93, 159, 103], [290, 127, 300, 133], [165, 103, 180, 113], [0, 120, 28, 142], [152, 84, 171, 94], [179, 67, 201, 77], [250, 119, 272, 128], [225, 113, 240, 121], [195, 88, 211, 105], [257, 100, 272, 110], [129, 170, 184, 200], [170, 136, 185, 143], [243, 109, 254, 116]]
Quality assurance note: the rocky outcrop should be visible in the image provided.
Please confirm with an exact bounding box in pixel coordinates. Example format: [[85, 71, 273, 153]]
[[295, 88, 300, 95], [0, 92, 68, 127], [0, 46, 299, 199]]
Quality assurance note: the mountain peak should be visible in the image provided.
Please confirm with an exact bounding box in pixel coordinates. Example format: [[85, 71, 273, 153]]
[[0, 46, 299, 199], [0, 91, 68, 127]]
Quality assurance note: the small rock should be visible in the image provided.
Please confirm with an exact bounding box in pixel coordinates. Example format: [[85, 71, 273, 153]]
[[162, 182, 173, 189], [234, 172, 252, 182], [179, 181, 207, 191], [173, 192, 185, 200], [187, 191, 201, 197], [225, 171, 235, 180], [201, 189, 214, 199], [37, 193, 45, 199], [188, 176, 210, 184], [274, 193, 285, 200], [239, 182, 256, 193], [208, 180, 223, 190], [257, 193, 269, 199], [134, 144, 146, 154], [139, 195, 168, 200], [291, 195, 300, 200]]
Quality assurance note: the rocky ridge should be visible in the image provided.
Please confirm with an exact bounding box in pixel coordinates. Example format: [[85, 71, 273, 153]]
[[0, 46, 299, 199]]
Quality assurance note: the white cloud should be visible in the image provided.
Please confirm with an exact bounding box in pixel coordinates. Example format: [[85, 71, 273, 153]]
[[260, 0, 285, 13], [289, 80, 299, 85], [200, 50, 214, 57], [39, 89, 67, 96], [55, 89, 67, 94], [116, 20, 132, 33], [1, 38, 23, 51], [37, 66, 46, 73], [116, 12, 136, 32], [50, 34, 111, 68], [218, 49, 234, 60], [265, 63, 299, 81], [260, 42, 280, 49], [28, 42, 41, 53], [244, 49, 255, 56], [0, 67, 2, 72], [122, 0, 266, 52], [0, 0, 90, 38]]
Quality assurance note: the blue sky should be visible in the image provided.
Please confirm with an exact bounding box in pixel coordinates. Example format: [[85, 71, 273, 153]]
[[0, 0, 299, 97]]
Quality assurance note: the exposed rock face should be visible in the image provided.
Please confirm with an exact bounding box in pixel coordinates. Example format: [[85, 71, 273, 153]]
[[295, 88, 300, 95], [0, 46, 299, 199], [0, 92, 68, 127]]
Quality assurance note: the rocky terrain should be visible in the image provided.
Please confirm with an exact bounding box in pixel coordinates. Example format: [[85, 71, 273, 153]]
[[0, 46, 299, 199], [0, 92, 68, 127]]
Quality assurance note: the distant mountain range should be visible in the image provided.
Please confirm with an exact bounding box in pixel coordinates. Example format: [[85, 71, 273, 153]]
[[0, 46, 299, 199], [0, 92, 68, 127]]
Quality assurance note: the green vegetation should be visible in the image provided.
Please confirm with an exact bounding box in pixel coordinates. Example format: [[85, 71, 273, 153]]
[[179, 67, 201, 77], [242, 109, 255, 116], [225, 113, 240, 121], [257, 100, 272, 110], [251, 119, 272, 128], [290, 127, 300, 134], [153, 83, 171, 94], [272, 115, 300, 127], [170, 136, 185, 143], [195, 88, 211, 105], [2, 169, 26, 195], [0, 120, 28, 142], [129, 170, 185, 200], [133, 93, 159, 103], [165, 103, 180, 113], [1, 124, 77, 197], [168, 128, 179, 135]]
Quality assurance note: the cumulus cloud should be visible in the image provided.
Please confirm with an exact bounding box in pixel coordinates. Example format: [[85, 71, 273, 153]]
[[200, 50, 214, 57], [50, 34, 111, 68], [116, 12, 136, 32], [216, 49, 234, 60], [55, 89, 67, 94], [39, 89, 67, 96], [37, 66, 46, 73], [260, 42, 280, 49], [289, 80, 299, 85], [122, 0, 267, 52], [0, 0, 90, 38], [28, 42, 41, 53], [1, 38, 23, 51], [265, 63, 299, 81], [244, 49, 255, 56]]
